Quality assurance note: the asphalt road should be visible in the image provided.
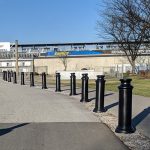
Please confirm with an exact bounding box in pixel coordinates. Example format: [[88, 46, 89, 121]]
[[0, 123, 128, 150]]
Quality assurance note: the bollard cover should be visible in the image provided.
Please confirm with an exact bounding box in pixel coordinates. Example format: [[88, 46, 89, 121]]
[[118, 78, 133, 89]]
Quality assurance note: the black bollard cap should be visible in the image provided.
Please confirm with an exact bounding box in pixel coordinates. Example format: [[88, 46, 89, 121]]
[[119, 78, 133, 89], [97, 75, 105, 79], [120, 78, 132, 84], [42, 72, 46, 76], [71, 73, 75, 75], [82, 73, 88, 76], [70, 73, 76, 78], [96, 75, 105, 83], [81, 73, 89, 80]]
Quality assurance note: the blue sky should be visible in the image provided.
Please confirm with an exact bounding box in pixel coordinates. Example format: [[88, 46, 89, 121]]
[[0, 0, 103, 43]]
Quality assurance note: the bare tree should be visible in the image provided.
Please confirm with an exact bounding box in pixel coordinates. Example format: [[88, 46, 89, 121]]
[[57, 52, 69, 71], [136, 55, 150, 70], [98, 0, 150, 73]]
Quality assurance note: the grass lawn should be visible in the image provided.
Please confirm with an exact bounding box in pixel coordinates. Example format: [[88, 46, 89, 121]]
[[32, 75, 150, 97], [105, 76, 150, 97], [88, 76, 150, 97]]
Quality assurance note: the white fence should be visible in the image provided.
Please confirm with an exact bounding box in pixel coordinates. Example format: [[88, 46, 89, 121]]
[[57, 70, 103, 79]]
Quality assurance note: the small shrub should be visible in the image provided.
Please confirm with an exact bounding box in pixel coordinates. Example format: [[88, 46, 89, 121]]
[[34, 72, 39, 75], [123, 71, 130, 78]]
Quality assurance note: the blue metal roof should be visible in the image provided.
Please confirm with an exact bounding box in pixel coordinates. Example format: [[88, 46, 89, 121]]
[[68, 50, 103, 55], [46, 51, 55, 56]]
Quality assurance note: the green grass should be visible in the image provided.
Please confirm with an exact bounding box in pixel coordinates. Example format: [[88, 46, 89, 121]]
[[104, 76, 150, 97], [83, 77, 150, 97], [32, 75, 150, 97]]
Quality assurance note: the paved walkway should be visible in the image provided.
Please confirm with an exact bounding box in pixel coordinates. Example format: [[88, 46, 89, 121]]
[[49, 84, 150, 139], [0, 80, 97, 122], [82, 88, 150, 139], [0, 79, 128, 150]]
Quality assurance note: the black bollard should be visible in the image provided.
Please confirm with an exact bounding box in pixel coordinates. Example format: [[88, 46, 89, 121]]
[[5, 71, 7, 81], [8, 71, 11, 82], [3, 71, 5, 80], [7, 71, 9, 82], [30, 72, 34, 87], [93, 75, 106, 113], [55, 73, 61, 92], [42, 72, 47, 89], [70, 73, 76, 96], [4, 71, 7, 81], [21, 72, 25, 85], [80, 73, 89, 102], [9, 71, 12, 82], [115, 79, 136, 134], [11, 71, 13, 77], [13, 72, 17, 84]]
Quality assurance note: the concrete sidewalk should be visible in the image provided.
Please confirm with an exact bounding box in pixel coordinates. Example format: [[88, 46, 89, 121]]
[[48, 84, 150, 139], [0, 79, 128, 150], [0, 80, 98, 122]]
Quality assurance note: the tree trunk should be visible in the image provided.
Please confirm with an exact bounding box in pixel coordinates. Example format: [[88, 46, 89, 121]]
[[131, 60, 136, 74], [64, 65, 67, 71]]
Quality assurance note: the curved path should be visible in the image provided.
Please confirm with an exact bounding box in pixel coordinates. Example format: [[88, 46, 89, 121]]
[[0, 80, 128, 150]]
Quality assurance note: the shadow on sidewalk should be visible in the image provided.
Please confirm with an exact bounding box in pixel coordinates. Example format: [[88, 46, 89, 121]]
[[61, 85, 70, 87], [105, 102, 119, 110], [132, 107, 150, 127], [75, 90, 95, 96], [88, 97, 96, 101], [88, 90, 96, 93], [88, 92, 115, 102], [0, 123, 29, 136], [105, 93, 114, 97], [61, 87, 80, 92]]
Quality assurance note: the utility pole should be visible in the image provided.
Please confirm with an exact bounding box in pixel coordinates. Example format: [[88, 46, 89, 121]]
[[15, 40, 19, 76], [32, 54, 35, 74]]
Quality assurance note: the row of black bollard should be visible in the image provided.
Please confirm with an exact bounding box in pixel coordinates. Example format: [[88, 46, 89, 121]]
[[3, 71, 31, 85], [3, 69, 135, 134], [92, 75, 135, 133], [3, 71, 61, 91], [3, 71, 16, 83], [72, 73, 135, 134], [20, 72, 35, 86]]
